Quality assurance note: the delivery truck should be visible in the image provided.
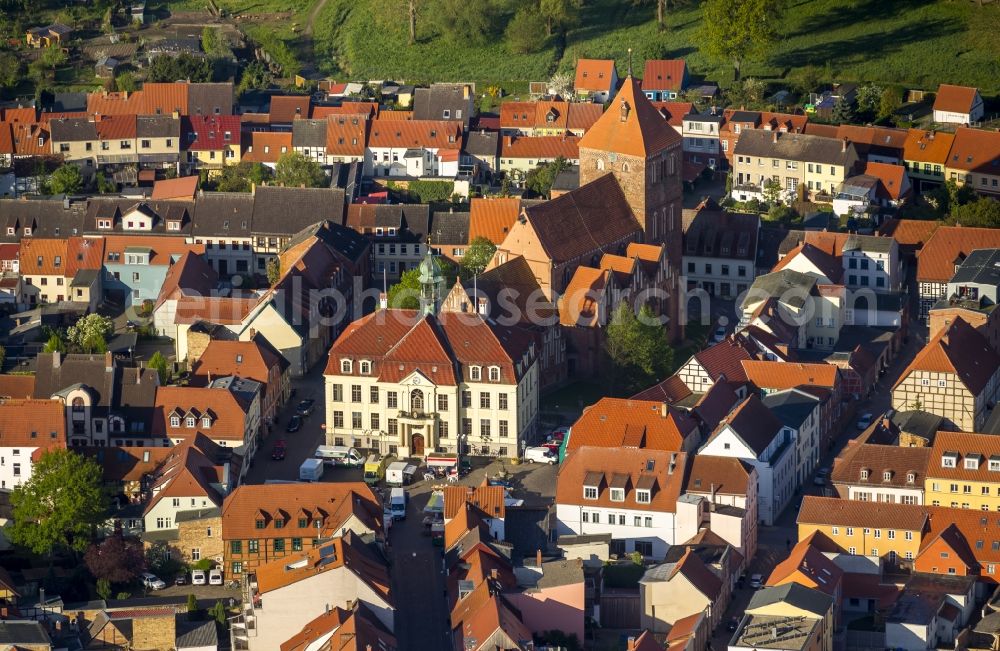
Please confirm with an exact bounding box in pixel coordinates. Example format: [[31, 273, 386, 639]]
[[363, 454, 389, 485], [386, 461, 418, 486], [299, 458, 324, 481], [314, 445, 364, 467], [390, 487, 408, 520]]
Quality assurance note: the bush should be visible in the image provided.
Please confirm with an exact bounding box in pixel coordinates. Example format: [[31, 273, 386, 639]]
[[406, 180, 454, 203]]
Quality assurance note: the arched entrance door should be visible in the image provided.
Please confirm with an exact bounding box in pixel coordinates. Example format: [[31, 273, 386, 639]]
[[411, 432, 425, 457]]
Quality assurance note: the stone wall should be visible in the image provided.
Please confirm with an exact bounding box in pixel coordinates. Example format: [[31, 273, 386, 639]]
[[131, 614, 177, 651]]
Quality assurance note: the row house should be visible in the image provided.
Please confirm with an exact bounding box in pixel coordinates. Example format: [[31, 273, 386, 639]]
[[718, 109, 809, 167], [141, 433, 235, 544], [928, 248, 1000, 352], [461, 130, 500, 179], [280, 603, 397, 651], [681, 111, 723, 169], [555, 445, 690, 558], [17, 236, 104, 307], [325, 113, 369, 165], [804, 122, 907, 164], [892, 317, 1000, 432], [946, 126, 1000, 198], [291, 118, 329, 163], [731, 130, 861, 202], [902, 128, 955, 192], [651, 101, 694, 136], [0, 398, 66, 490], [102, 234, 205, 307], [345, 203, 430, 281], [915, 225, 1000, 317], [188, 192, 254, 277], [86, 82, 233, 117], [681, 198, 759, 300], [831, 441, 930, 505], [34, 351, 159, 447], [832, 161, 913, 218], [221, 482, 383, 576], [190, 336, 291, 428], [247, 531, 393, 651], [243, 131, 293, 168], [50, 115, 138, 166], [412, 82, 475, 126], [684, 455, 759, 559], [499, 134, 581, 178], [641, 59, 689, 101], [324, 307, 539, 459], [499, 101, 602, 137], [639, 547, 733, 634], [699, 394, 797, 525], [924, 431, 1000, 512], [734, 584, 835, 651], [569, 396, 699, 454], [777, 230, 902, 295], [763, 388, 823, 489], [183, 115, 241, 172], [152, 251, 218, 339], [573, 58, 618, 103], [364, 119, 462, 178], [152, 379, 261, 468], [766, 536, 844, 628]]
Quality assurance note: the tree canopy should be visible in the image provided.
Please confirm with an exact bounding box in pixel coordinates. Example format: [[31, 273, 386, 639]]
[[148, 351, 170, 385], [10, 449, 108, 555], [48, 164, 83, 195], [148, 53, 213, 83], [274, 151, 326, 188], [524, 156, 571, 198], [386, 268, 421, 310], [460, 237, 497, 278], [700, 0, 783, 80], [432, 0, 498, 43], [67, 314, 114, 353], [604, 303, 674, 396], [85, 535, 146, 584], [948, 197, 1000, 228], [214, 161, 273, 192]]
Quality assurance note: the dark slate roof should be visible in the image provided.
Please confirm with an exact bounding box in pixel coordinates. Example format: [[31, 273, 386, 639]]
[[187, 82, 234, 116], [311, 220, 370, 265], [551, 165, 580, 193], [50, 117, 98, 141], [843, 233, 894, 254], [712, 394, 784, 457], [82, 199, 194, 236], [251, 186, 345, 235], [292, 119, 328, 148], [747, 582, 833, 617], [429, 210, 470, 245], [0, 199, 88, 242], [137, 116, 180, 138], [894, 410, 945, 438], [413, 84, 473, 126], [762, 389, 820, 430], [176, 618, 218, 648], [729, 110, 760, 123], [756, 225, 791, 270], [50, 91, 88, 112], [0, 620, 51, 645], [682, 201, 759, 261], [464, 130, 498, 157], [734, 130, 859, 167], [191, 192, 254, 237]]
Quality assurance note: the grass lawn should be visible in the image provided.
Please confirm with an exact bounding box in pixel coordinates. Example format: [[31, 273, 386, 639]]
[[541, 380, 605, 412], [222, 0, 1000, 94]]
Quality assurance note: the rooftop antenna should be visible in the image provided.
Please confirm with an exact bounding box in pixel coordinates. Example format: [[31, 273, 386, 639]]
[[627, 48, 633, 77]]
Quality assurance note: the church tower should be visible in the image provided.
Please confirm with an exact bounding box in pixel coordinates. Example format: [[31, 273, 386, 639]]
[[417, 246, 447, 315], [577, 66, 684, 340]]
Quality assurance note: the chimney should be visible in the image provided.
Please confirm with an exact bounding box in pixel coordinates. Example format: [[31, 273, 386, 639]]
[[710, 482, 717, 504], [379, 292, 388, 309], [477, 297, 488, 316], [842, 137, 848, 152], [627, 636, 636, 651], [771, 130, 778, 144], [660, 402, 667, 418], [105, 351, 113, 372], [491, 568, 498, 579], [536, 548, 542, 567], [52, 351, 61, 368]]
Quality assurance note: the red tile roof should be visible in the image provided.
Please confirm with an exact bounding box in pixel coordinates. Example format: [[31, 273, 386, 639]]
[[140, 83, 189, 115], [631, 374, 693, 404], [325, 114, 368, 156], [368, 119, 461, 149], [685, 455, 753, 497], [151, 175, 199, 201], [152, 385, 251, 442], [0, 374, 36, 400], [903, 128, 954, 165], [916, 224, 1000, 282], [3, 107, 36, 123], [191, 338, 286, 387], [102, 235, 204, 266], [650, 101, 694, 127], [933, 84, 980, 114], [10, 122, 50, 155], [443, 485, 507, 520], [691, 337, 757, 383], [642, 59, 686, 92], [18, 238, 68, 275], [878, 218, 939, 250], [742, 360, 839, 391], [893, 316, 1000, 395], [574, 58, 616, 92], [95, 114, 136, 139], [926, 431, 1000, 482], [65, 237, 105, 277], [183, 115, 240, 151], [468, 197, 521, 244], [0, 123, 13, 154], [243, 131, 293, 163], [557, 446, 687, 512], [269, 95, 311, 123], [864, 161, 909, 201], [947, 126, 1000, 173], [797, 495, 928, 531], [665, 548, 723, 600], [501, 134, 580, 160], [0, 399, 67, 449], [767, 537, 843, 596], [579, 77, 681, 158], [831, 443, 930, 487], [558, 266, 608, 327], [568, 398, 697, 452]]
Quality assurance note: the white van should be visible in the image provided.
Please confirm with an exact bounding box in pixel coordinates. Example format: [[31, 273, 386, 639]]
[[390, 487, 407, 520], [314, 445, 364, 467], [524, 446, 557, 464], [386, 461, 409, 486], [299, 458, 324, 481], [208, 568, 223, 586], [191, 570, 206, 585]]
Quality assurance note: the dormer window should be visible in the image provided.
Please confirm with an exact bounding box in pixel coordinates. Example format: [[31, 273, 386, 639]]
[[185, 416, 196, 428], [202, 416, 212, 428], [170, 415, 180, 427], [360, 360, 372, 375], [907, 472, 916, 483], [966, 455, 981, 470], [636, 489, 651, 504], [883, 471, 893, 482], [942, 452, 959, 468], [341, 359, 353, 374], [583, 486, 598, 500], [488, 366, 500, 382], [860, 469, 870, 480], [990, 457, 1000, 472], [470, 366, 482, 381], [167, 220, 180, 231], [24, 227, 31, 236], [610, 488, 625, 502], [98, 219, 112, 229], [255, 518, 266, 529]]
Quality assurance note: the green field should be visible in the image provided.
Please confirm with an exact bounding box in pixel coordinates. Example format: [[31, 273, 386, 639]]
[[172, 0, 1000, 94]]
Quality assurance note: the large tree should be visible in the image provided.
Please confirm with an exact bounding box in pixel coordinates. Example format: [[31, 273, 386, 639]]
[[460, 237, 497, 278], [605, 302, 674, 395], [67, 313, 114, 353], [0, 51, 20, 89], [215, 161, 272, 192], [949, 197, 1000, 228], [274, 151, 326, 188], [386, 268, 421, 310], [524, 156, 571, 198], [539, 0, 580, 36], [84, 535, 146, 584], [432, 0, 497, 44], [9, 449, 108, 555], [700, 0, 783, 81], [47, 163, 83, 195], [408, 0, 418, 44]]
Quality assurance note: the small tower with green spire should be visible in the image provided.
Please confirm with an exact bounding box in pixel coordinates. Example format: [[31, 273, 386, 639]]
[[417, 239, 447, 315]]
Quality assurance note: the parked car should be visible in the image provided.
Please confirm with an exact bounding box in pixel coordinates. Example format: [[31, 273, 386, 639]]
[[208, 569, 223, 586], [548, 427, 570, 441], [174, 574, 187, 586], [749, 574, 763, 589], [524, 446, 557, 464], [272, 440, 287, 460], [286, 416, 302, 433], [856, 412, 874, 430], [140, 573, 166, 590], [295, 399, 315, 416], [192, 570, 207, 585]]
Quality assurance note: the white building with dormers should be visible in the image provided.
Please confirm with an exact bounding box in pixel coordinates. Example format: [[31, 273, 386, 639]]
[[322, 251, 539, 458]]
